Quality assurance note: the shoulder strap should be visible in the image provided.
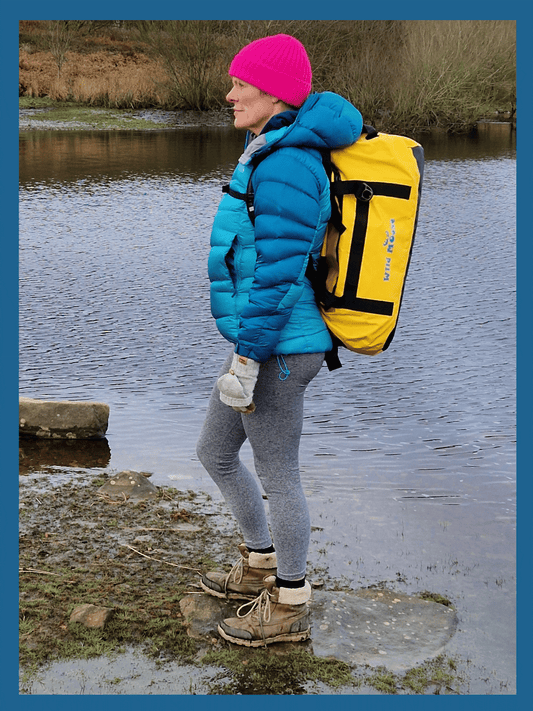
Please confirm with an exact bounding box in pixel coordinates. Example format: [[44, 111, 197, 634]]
[[362, 124, 379, 140], [324, 341, 342, 371], [318, 149, 344, 238], [305, 257, 343, 371], [222, 181, 256, 224]]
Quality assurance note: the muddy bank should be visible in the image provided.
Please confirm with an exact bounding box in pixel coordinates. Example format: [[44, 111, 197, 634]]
[[19, 467, 463, 695]]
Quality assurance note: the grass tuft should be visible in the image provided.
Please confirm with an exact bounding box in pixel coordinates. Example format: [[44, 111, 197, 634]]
[[202, 647, 355, 694]]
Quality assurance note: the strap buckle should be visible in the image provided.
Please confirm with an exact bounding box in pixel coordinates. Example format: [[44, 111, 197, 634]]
[[357, 183, 374, 202]]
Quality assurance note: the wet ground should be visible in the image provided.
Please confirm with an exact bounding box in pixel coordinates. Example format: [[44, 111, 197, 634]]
[[20, 467, 461, 695]]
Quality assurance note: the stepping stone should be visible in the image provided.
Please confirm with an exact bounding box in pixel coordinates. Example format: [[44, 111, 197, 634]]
[[310, 587, 457, 671], [179, 586, 457, 672], [180, 594, 237, 641], [19, 397, 109, 439]]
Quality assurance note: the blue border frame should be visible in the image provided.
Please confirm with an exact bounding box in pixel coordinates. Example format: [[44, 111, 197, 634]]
[[5, 6, 529, 709]]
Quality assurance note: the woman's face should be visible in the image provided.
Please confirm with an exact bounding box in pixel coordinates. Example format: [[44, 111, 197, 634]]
[[227, 77, 281, 135]]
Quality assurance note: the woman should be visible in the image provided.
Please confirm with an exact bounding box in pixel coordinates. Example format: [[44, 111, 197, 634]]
[[196, 33, 363, 647]]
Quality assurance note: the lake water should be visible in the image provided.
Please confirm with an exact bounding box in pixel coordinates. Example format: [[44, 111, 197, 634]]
[[19, 122, 516, 694]]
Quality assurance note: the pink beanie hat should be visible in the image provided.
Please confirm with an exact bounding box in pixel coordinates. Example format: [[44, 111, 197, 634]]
[[228, 34, 312, 108]]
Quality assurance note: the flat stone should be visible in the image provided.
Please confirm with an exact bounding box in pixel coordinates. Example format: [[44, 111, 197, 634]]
[[310, 588, 457, 671], [70, 603, 114, 629], [179, 594, 236, 641], [179, 586, 457, 671], [19, 397, 109, 439], [98, 470, 158, 500]]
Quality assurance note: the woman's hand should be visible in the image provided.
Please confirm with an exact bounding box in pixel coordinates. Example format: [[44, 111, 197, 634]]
[[217, 354, 260, 413]]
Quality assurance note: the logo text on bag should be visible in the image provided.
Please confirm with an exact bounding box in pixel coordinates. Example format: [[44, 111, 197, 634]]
[[383, 219, 396, 281]]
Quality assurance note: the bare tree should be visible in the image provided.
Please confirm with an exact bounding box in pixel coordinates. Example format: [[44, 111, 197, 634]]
[[43, 21, 74, 78], [42, 21, 116, 78]]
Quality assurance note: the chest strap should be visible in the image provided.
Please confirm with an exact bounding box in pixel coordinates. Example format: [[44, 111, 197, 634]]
[[222, 183, 256, 224]]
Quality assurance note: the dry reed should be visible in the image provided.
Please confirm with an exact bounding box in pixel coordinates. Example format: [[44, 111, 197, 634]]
[[19, 48, 169, 107]]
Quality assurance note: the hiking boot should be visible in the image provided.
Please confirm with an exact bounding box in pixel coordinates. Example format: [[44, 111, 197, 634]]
[[217, 575, 311, 647], [200, 543, 277, 601]]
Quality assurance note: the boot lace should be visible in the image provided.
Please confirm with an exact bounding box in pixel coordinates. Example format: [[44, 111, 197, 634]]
[[223, 555, 245, 595], [235, 588, 273, 645], [236, 588, 272, 621]]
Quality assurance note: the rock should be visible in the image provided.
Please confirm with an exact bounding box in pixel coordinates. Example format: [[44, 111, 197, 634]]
[[177, 586, 457, 671], [70, 604, 114, 629], [310, 587, 457, 671], [19, 397, 109, 439], [98, 470, 158, 500], [179, 594, 236, 640]]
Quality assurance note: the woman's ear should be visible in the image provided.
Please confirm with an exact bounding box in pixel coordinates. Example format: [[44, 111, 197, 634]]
[[271, 95, 291, 111]]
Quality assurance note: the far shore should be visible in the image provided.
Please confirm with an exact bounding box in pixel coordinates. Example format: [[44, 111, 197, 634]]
[[19, 97, 234, 132], [19, 98, 515, 136]]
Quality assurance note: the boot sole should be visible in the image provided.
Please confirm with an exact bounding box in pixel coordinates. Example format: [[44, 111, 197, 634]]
[[200, 579, 257, 601], [217, 624, 311, 647]]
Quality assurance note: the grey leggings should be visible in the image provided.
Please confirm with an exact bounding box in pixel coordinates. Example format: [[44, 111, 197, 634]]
[[196, 350, 324, 581]]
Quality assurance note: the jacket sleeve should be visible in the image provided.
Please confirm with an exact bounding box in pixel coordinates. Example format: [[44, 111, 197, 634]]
[[235, 147, 326, 362]]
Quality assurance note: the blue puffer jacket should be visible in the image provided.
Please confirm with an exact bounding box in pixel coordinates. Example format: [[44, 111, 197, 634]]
[[208, 91, 363, 363]]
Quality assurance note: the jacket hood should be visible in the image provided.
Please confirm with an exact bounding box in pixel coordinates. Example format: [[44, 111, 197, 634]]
[[239, 92, 363, 165], [282, 91, 363, 150]]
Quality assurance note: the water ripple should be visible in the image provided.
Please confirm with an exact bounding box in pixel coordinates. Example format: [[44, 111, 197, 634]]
[[19, 132, 516, 513]]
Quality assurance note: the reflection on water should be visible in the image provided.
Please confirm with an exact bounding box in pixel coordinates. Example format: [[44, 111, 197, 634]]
[[19, 124, 516, 691], [19, 437, 111, 475], [19, 126, 243, 184]]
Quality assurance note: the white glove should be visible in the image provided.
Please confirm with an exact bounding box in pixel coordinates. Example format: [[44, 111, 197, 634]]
[[217, 354, 260, 413]]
